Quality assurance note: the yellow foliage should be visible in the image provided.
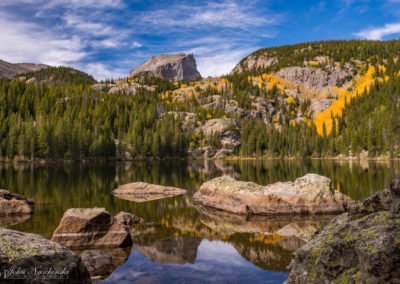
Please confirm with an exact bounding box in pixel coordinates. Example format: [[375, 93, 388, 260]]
[[173, 82, 179, 86], [378, 65, 386, 73], [206, 113, 212, 119], [308, 61, 319, 67], [286, 96, 295, 104], [181, 84, 187, 88], [314, 65, 377, 136], [290, 120, 296, 126]]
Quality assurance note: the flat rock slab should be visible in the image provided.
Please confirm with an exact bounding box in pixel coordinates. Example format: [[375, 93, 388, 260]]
[[0, 189, 34, 217], [193, 174, 353, 215], [112, 182, 187, 202], [0, 228, 90, 283], [51, 208, 132, 249]]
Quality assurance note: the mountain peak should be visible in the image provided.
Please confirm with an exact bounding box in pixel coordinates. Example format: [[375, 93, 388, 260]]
[[128, 53, 202, 82]]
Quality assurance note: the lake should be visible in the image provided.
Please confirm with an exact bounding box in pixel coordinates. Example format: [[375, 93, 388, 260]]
[[1, 159, 399, 283]]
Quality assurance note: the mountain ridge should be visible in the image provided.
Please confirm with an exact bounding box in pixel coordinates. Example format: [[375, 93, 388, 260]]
[[0, 59, 49, 79]]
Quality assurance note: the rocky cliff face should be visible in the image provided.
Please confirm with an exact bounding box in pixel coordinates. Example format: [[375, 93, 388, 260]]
[[0, 59, 49, 79], [128, 53, 202, 82], [230, 54, 277, 74], [275, 63, 355, 93]]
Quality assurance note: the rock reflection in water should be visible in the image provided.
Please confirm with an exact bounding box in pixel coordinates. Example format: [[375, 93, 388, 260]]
[[196, 205, 333, 241], [195, 206, 334, 271], [0, 213, 32, 228], [133, 235, 200, 265], [76, 247, 131, 281]]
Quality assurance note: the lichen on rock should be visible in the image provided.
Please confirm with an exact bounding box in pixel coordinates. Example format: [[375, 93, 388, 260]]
[[285, 177, 400, 283]]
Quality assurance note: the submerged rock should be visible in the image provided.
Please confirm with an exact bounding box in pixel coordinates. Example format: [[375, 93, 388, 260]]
[[112, 182, 187, 202], [193, 174, 353, 215], [285, 177, 400, 283], [115, 211, 145, 227], [51, 208, 132, 248], [80, 248, 130, 281], [0, 189, 34, 217], [0, 228, 90, 283]]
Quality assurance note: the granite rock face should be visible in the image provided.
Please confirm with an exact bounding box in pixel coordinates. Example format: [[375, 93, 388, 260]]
[[231, 54, 278, 74], [0, 228, 90, 283], [51, 208, 132, 248], [128, 53, 202, 82], [310, 99, 335, 119], [0, 189, 34, 217], [112, 182, 187, 202], [193, 174, 353, 215], [275, 64, 354, 93], [285, 177, 400, 283]]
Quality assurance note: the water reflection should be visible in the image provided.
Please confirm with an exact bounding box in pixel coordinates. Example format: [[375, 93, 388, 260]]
[[100, 240, 288, 284], [0, 159, 399, 282]]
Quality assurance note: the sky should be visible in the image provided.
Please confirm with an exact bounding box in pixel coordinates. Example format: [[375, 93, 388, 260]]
[[1, 0, 400, 80]]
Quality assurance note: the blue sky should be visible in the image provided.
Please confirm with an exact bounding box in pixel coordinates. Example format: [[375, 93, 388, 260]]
[[1, 0, 400, 80]]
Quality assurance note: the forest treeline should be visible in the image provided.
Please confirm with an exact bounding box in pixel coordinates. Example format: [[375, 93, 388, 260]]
[[1, 40, 400, 161]]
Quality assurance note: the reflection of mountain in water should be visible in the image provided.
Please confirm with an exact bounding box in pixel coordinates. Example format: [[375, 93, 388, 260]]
[[133, 235, 200, 265]]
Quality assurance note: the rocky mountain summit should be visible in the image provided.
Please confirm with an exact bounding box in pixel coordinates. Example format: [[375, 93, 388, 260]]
[[128, 53, 202, 82], [0, 59, 49, 79]]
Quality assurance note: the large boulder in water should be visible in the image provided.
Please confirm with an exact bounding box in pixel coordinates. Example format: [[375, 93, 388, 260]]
[[0, 228, 90, 283], [285, 177, 400, 283], [0, 189, 34, 217], [51, 208, 132, 248], [193, 174, 353, 215], [112, 182, 187, 202]]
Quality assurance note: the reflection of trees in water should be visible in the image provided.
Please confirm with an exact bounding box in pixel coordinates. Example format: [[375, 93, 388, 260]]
[[226, 159, 400, 199], [0, 159, 399, 262]]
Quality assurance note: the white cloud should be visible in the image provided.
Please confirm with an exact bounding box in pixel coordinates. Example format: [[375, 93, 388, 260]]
[[131, 42, 143, 48], [355, 22, 400, 40], [196, 48, 254, 77], [0, 0, 123, 9], [0, 12, 87, 65], [79, 63, 126, 80], [135, 0, 279, 32]]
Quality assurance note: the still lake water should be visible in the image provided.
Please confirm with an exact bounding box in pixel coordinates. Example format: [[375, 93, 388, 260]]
[[1, 159, 399, 283]]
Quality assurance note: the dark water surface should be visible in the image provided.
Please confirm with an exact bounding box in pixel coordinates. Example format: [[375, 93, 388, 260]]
[[1, 159, 399, 283]]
